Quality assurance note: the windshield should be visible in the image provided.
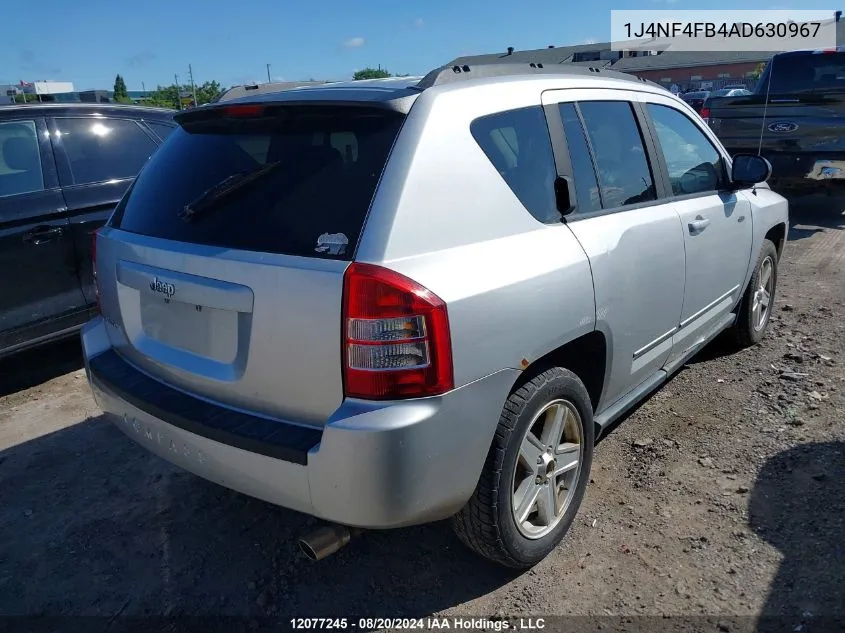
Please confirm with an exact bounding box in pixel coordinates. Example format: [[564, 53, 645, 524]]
[[762, 52, 845, 94], [110, 105, 405, 259]]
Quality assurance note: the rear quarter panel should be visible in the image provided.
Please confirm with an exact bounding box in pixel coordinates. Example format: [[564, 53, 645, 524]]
[[356, 81, 597, 391]]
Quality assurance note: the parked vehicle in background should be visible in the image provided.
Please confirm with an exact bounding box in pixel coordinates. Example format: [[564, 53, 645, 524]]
[[81, 63, 788, 570], [0, 103, 176, 358], [710, 87, 753, 97], [680, 90, 711, 113], [705, 47, 845, 197]]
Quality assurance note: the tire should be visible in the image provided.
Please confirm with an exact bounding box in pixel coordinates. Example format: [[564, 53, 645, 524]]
[[733, 239, 779, 348], [452, 367, 595, 569]]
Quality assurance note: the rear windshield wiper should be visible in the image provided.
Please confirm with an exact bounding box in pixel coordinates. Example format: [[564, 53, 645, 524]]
[[179, 161, 282, 222]]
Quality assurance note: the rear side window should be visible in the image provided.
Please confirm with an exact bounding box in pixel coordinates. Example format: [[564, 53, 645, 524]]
[[55, 117, 158, 186], [763, 52, 845, 94], [577, 101, 657, 209], [146, 121, 176, 141], [0, 120, 44, 198], [112, 105, 404, 259], [558, 104, 601, 214], [471, 106, 559, 223]]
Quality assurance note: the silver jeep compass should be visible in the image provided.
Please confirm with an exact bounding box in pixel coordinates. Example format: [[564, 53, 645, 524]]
[[82, 63, 788, 569]]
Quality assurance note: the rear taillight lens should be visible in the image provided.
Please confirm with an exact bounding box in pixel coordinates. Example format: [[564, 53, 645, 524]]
[[342, 263, 454, 400], [92, 228, 101, 312], [699, 106, 711, 123]]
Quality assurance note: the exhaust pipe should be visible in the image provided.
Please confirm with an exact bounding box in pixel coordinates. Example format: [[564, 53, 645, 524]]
[[298, 524, 361, 561]]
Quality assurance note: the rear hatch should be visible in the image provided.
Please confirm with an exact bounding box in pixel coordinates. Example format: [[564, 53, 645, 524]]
[[708, 50, 845, 158], [96, 102, 405, 424]]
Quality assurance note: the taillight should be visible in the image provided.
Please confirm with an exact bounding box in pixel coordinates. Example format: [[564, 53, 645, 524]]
[[92, 228, 101, 312], [699, 106, 711, 123], [341, 263, 454, 400]]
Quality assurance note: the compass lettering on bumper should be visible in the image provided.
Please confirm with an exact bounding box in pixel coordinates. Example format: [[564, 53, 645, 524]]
[[120, 413, 206, 465]]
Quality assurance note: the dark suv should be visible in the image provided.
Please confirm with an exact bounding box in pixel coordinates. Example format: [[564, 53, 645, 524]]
[[680, 90, 711, 114], [0, 103, 176, 357]]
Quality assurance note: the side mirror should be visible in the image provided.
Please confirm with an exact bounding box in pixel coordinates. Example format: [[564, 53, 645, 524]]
[[554, 176, 574, 216], [731, 154, 772, 189]]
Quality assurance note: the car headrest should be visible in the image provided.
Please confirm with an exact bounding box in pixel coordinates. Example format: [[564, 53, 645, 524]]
[[299, 144, 344, 167], [2, 136, 41, 172]]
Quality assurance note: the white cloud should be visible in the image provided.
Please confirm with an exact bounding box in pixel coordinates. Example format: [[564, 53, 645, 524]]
[[583, 38, 599, 44], [343, 37, 365, 48], [414, 17, 425, 28]]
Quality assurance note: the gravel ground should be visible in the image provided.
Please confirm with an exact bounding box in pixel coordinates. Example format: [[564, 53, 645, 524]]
[[1, 195, 843, 633]]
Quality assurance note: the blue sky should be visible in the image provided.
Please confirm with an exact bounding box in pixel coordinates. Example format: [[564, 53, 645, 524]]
[[0, 0, 804, 91]]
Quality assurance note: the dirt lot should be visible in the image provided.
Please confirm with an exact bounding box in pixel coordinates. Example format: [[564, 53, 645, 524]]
[[1, 195, 843, 632]]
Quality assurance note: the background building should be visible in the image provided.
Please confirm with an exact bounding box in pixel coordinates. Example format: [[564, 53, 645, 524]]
[[3, 80, 78, 103], [451, 16, 845, 93], [450, 44, 770, 92], [0, 85, 21, 105], [22, 80, 76, 96], [78, 90, 110, 103]]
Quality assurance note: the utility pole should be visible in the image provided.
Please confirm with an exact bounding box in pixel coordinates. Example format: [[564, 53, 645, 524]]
[[142, 81, 146, 98], [266, 63, 272, 83], [174, 73, 181, 110], [188, 64, 198, 107]]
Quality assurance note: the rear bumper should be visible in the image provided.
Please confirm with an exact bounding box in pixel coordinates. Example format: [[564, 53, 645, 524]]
[[756, 152, 845, 188], [81, 317, 517, 529]]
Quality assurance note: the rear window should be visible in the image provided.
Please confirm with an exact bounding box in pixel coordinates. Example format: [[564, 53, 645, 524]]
[[765, 52, 845, 94], [111, 105, 404, 259]]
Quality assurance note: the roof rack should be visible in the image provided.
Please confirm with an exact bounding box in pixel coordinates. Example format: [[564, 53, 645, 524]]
[[413, 61, 662, 91]]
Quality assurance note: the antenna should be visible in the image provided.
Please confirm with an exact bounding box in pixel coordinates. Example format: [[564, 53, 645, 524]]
[[756, 55, 775, 157]]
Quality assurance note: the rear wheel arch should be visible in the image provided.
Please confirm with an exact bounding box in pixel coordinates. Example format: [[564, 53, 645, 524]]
[[511, 331, 608, 433], [453, 365, 596, 568]]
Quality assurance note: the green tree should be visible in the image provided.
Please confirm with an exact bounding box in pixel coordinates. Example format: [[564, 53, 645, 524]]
[[194, 80, 222, 105], [749, 61, 767, 80], [113, 74, 131, 103], [143, 84, 181, 109], [143, 80, 225, 109], [353, 67, 392, 80]]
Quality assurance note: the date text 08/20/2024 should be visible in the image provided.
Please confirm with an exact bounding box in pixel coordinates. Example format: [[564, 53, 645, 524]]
[[289, 617, 547, 630]]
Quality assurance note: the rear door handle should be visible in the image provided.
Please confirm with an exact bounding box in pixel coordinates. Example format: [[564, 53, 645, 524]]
[[688, 216, 711, 235], [23, 225, 64, 245]]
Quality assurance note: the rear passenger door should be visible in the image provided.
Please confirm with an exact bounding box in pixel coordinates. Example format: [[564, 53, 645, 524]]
[[541, 90, 687, 408], [0, 116, 86, 351], [48, 115, 160, 305], [640, 97, 753, 363]]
